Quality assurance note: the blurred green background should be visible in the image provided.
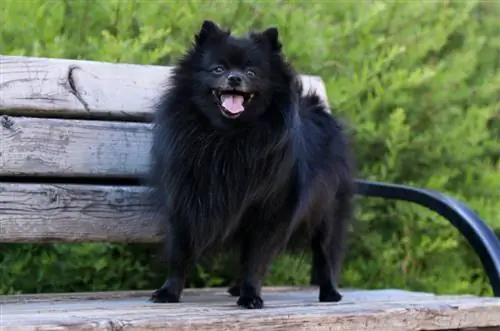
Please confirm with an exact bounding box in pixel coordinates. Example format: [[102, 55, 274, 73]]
[[1, 0, 499, 296]]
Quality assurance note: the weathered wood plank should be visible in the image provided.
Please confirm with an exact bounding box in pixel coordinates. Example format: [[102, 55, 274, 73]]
[[2, 288, 500, 331], [0, 183, 158, 243], [0, 55, 328, 120], [0, 287, 436, 304], [0, 116, 150, 177]]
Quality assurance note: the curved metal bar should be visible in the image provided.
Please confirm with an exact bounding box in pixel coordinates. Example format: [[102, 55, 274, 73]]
[[355, 179, 500, 297]]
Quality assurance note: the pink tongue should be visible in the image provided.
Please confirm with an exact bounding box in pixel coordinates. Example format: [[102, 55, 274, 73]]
[[221, 94, 244, 114]]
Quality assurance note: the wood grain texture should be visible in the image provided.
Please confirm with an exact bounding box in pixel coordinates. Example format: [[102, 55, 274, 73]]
[[0, 55, 329, 120], [0, 116, 150, 177], [0, 287, 436, 304], [0, 183, 159, 243], [2, 288, 500, 331]]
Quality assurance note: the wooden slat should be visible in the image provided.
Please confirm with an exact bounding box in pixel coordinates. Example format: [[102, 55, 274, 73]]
[[0, 183, 158, 243], [0, 55, 328, 120], [2, 287, 500, 331], [0, 287, 435, 304], [0, 116, 150, 177]]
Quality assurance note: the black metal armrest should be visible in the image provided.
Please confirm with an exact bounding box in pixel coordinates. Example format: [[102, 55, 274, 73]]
[[355, 179, 500, 297]]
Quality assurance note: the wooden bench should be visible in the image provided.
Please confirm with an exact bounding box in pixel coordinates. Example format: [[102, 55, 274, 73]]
[[1, 54, 500, 331]]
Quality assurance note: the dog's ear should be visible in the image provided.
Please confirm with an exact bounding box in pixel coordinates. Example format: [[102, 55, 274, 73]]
[[253, 26, 282, 53], [262, 27, 281, 52], [195, 20, 227, 45]]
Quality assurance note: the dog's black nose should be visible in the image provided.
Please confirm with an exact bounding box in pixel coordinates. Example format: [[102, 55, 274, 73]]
[[227, 74, 242, 87]]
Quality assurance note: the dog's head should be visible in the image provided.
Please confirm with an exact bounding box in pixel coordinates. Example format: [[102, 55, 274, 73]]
[[176, 20, 293, 127]]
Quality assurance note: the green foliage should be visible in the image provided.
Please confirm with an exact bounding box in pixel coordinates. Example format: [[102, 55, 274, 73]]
[[1, 0, 499, 296]]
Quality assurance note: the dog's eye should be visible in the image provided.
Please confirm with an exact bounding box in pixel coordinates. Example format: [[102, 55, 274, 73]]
[[246, 70, 256, 78], [212, 65, 225, 74]]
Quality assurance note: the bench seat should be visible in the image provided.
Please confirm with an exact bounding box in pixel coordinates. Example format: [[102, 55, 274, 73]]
[[3, 287, 500, 331]]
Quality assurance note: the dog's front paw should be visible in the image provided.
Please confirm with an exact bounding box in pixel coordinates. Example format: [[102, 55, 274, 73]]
[[319, 287, 342, 302], [150, 287, 180, 303], [237, 294, 264, 309]]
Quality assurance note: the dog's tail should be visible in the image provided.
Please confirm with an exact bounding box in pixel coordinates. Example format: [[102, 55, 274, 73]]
[[295, 78, 330, 115]]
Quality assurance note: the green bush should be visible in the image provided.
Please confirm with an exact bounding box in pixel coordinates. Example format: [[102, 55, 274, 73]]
[[1, 0, 499, 296]]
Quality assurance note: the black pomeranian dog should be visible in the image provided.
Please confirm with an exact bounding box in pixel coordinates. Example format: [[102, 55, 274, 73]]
[[148, 20, 355, 309]]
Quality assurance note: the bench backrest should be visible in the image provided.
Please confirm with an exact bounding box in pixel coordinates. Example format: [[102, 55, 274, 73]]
[[0, 55, 330, 244]]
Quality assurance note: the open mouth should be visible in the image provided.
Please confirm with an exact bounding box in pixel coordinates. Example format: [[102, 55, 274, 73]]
[[212, 89, 254, 118]]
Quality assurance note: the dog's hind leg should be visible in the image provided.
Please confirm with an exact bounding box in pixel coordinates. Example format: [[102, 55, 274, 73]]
[[227, 283, 240, 297], [311, 193, 352, 302]]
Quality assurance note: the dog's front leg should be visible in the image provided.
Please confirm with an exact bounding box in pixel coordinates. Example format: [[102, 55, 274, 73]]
[[237, 222, 287, 309], [150, 222, 193, 304]]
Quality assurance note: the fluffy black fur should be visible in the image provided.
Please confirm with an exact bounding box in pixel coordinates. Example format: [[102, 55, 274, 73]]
[[148, 20, 355, 309]]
